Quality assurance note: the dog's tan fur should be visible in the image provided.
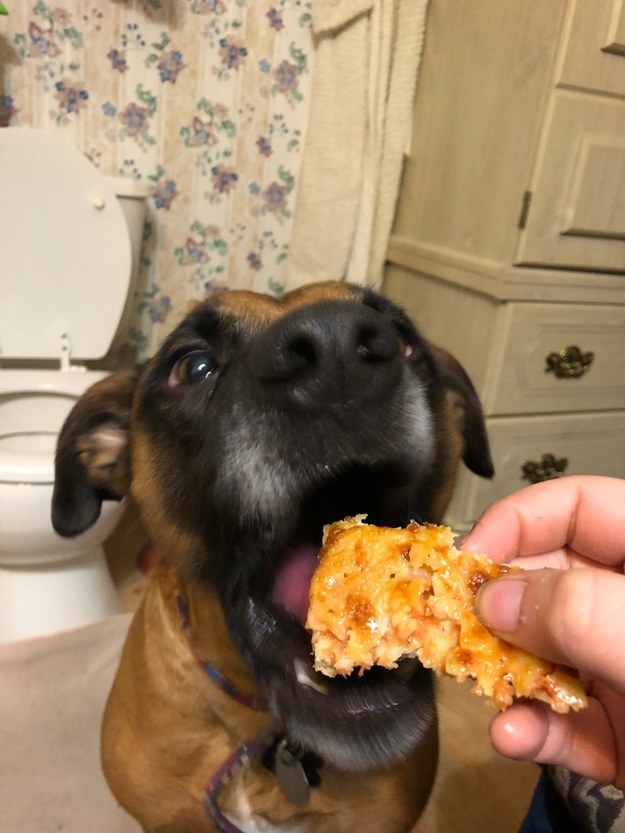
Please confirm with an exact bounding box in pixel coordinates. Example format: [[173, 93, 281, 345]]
[[53, 282, 492, 833], [102, 570, 437, 832]]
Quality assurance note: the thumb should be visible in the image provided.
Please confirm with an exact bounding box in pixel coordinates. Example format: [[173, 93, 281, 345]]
[[475, 568, 625, 692]]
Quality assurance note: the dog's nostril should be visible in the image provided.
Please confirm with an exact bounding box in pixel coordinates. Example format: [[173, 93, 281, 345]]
[[249, 331, 320, 384], [356, 326, 398, 363], [263, 334, 319, 383], [288, 335, 318, 369]]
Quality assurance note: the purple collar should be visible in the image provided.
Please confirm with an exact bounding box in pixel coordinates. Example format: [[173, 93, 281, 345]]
[[203, 728, 279, 833], [176, 595, 276, 833], [176, 595, 269, 712]]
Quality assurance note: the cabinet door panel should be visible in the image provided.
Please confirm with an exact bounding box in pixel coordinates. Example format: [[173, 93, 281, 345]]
[[558, 0, 625, 96], [516, 92, 625, 272]]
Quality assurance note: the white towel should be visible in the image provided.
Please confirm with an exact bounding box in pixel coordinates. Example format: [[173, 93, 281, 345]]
[[286, 0, 429, 290]]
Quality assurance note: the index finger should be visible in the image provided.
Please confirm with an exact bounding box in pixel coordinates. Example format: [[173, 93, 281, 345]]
[[462, 476, 625, 567]]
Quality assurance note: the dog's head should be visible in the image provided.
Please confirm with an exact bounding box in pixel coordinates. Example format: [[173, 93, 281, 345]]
[[53, 281, 493, 771]]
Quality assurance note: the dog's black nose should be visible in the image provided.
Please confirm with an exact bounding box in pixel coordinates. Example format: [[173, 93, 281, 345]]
[[247, 301, 403, 408]]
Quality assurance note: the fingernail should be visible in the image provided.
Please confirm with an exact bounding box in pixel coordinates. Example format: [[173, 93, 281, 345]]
[[475, 579, 526, 633]]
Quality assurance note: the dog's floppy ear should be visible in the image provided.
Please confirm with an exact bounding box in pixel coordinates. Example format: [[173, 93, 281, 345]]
[[432, 346, 494, 479], [52, 366, 141, 538]]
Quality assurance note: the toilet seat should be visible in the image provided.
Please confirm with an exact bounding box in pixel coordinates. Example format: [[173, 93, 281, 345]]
[[0, 431, 56, 484], [0, 128, 131, 362], [0, 370, 110, 485]]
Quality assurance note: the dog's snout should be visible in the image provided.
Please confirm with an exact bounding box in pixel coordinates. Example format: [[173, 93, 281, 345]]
[[248, 301, 402, 406]]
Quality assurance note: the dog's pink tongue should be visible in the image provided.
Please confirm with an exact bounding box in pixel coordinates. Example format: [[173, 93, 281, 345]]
[[272, 544, 319, 625]]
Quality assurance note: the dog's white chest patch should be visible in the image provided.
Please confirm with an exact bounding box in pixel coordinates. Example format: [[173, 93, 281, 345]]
[[225, 781, 307, 833], [225, 814, 284, 833]]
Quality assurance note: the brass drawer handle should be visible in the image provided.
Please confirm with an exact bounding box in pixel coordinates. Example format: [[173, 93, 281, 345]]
[[521, 454, 568, 484], [545, 346, 594, 379]]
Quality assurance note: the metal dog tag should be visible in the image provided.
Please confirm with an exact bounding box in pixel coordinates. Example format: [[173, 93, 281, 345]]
[[275, 738, 311, 806]]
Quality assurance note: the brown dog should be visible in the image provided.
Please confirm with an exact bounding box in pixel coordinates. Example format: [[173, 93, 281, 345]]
[[52, 281, 493, 833]]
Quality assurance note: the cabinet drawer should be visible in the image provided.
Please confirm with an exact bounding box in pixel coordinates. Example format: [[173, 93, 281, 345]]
[[487, 302, 625, 415], [445, 411, 625, 530]]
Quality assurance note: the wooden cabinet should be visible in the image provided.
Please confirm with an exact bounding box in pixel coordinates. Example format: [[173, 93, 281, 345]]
[[384, 0, 625, 530]]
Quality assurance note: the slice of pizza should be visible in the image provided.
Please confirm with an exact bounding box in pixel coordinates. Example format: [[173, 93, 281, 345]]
[[306, 516, 587, 713]]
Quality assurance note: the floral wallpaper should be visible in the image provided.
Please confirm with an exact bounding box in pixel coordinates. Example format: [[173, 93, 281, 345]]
[[0, 0, 313, 358]]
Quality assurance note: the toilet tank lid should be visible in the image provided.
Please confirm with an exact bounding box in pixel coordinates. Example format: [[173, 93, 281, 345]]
[[0, 128, 132, 361]]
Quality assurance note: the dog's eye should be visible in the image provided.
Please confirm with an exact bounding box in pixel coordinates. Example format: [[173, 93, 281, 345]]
[[169, 350, 218, 387]]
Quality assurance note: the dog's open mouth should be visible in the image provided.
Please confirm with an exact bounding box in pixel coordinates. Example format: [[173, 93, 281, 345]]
[[228, 465, 437, 771]]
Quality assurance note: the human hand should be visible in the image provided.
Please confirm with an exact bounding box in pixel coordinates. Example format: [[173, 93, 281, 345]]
[[462, 475, 625, 789]]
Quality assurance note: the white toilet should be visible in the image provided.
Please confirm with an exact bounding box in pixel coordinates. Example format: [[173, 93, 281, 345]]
[[0, 127, 150, 643]]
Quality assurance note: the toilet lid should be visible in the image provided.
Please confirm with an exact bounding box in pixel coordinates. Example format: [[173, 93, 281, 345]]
[[0, 128, 132, 360]]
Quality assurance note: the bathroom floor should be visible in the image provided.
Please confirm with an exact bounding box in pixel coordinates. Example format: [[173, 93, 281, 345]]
[[105, 505, 539, 833]]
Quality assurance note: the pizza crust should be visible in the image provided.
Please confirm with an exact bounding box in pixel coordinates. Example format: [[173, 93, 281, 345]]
[[306, 517, 587, 713]]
